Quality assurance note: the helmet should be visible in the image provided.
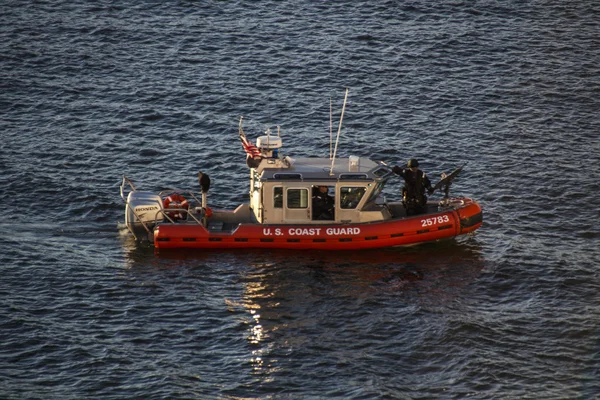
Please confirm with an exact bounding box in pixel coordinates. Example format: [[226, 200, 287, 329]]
[[407, 158, 419, 168]]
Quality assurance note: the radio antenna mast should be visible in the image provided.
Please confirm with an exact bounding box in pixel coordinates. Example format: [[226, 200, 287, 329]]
[[329, 88, 349, 176], [329, 95, 333, 160]]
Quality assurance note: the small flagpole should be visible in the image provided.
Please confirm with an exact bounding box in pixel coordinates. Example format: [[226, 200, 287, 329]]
[[329, 88, 349, 176]]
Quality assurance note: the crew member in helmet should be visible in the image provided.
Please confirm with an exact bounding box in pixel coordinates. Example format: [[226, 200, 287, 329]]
[[392, 159, 434, 216]]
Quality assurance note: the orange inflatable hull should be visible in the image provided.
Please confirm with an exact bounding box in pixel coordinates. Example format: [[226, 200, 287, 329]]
[[154, 198, 482, 250]]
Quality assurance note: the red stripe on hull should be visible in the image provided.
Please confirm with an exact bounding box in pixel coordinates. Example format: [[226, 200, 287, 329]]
[[154, 199, 482, 250]]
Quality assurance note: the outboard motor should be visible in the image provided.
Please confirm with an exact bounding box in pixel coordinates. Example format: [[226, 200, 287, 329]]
[[125, 191, 164, 240]]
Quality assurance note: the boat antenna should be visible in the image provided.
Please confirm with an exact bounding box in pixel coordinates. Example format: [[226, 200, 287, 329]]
[[329, 88, 349, 176], [329, 95, 333, 160]]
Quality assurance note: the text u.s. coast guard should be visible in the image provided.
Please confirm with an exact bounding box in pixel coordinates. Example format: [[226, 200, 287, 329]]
[[262, 227, 361, 236]]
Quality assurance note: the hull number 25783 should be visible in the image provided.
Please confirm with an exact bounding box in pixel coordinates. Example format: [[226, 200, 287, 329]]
[[421, 215, 450, 227]]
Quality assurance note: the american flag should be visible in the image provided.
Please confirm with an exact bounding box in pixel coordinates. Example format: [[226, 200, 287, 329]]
[[239, 130, 262, 159]]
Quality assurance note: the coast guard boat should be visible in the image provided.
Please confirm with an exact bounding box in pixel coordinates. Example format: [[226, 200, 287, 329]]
[[120, 95, 482, 250]]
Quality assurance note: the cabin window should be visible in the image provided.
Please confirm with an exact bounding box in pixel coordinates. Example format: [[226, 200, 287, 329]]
[[373, 167, 390, 177], [339, 173, 368, 180], [274, 187, 283, 208], [274, 173, 302, 180], [365, 182, 384, 204], [287, 188, 308, 209], [340, 186, 367, 209], [252, 170, 261, 190]]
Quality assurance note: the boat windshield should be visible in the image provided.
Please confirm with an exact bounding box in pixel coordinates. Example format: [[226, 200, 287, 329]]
[[365, 182, 385, 204]]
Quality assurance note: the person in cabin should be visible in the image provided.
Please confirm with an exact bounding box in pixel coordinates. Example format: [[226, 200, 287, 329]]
[[392, 159, 434, 216], [312, 186, 334, 220]]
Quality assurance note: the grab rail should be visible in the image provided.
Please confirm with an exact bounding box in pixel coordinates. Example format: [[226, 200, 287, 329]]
[[120, 176, 153, 240], [157, 207, 204, 225], [120, 175, 137, 202]]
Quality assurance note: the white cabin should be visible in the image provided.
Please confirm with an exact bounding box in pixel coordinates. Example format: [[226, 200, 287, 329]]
[[248, 154, 395, 225]]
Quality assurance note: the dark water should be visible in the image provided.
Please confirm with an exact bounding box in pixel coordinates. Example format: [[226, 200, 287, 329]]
[[2, 1, 599, 398]]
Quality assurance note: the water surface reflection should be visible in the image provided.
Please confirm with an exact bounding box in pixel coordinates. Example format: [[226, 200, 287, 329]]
[[122, 238, 486, 391]]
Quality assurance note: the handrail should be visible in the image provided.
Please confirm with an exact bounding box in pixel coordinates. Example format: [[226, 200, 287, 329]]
[[158, 190, 203, 208], [120, 175, 136, 202], [157, 207, 204, 225]]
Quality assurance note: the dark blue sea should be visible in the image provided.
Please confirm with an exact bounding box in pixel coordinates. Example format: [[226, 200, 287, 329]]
[[1, 1, 599, 399]]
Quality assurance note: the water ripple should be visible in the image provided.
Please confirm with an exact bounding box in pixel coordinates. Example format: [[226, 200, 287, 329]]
[[1, 0, 600, 398]]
